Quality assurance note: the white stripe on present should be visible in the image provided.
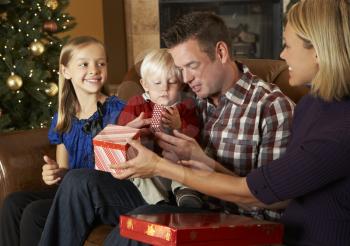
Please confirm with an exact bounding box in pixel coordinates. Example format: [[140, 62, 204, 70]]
[[94, 146, 126, 174], [94, 125, 140, 143]]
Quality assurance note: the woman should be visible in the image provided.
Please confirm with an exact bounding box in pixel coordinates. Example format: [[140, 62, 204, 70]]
[[114, 0, 350, 245]]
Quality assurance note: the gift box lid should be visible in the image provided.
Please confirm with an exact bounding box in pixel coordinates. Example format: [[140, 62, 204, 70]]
[[93, 124, 140, 150], [120, 213, 284, 246]]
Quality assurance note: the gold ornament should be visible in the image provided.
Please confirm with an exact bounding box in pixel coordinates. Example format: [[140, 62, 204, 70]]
[[29, 40, 45, 56], [45, 0, 58, 10], [45, 82, 58, 97], [7, 74, 23, 91]]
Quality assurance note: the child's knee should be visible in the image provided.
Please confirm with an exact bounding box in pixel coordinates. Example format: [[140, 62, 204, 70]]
[[20, 204, 39, 227], [2, 192, 28, 213], [62, 168, 91, 186]]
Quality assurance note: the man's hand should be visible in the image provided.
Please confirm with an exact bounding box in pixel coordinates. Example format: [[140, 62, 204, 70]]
[[42, 155, 68, 185], [161, 106, 181, 129], [162, 149, 180, 163], [110, 139, 162, 180], [156, 130, 207, 162]]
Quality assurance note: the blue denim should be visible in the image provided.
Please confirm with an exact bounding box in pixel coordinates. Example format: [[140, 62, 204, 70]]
[[39, 169, 147, 246]]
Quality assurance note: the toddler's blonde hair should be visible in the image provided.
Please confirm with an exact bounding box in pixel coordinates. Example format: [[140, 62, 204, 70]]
[[140, 49, 182, 84]]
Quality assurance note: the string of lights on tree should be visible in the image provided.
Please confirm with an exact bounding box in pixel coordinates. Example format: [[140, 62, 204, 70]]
[[0, 0, 75, 131]]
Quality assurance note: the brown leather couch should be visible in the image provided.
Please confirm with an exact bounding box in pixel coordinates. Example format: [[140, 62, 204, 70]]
[[0, 59, 309, 245]]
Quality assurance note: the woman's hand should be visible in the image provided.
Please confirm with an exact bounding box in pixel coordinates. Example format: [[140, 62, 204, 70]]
[[110, 139, 163, 180], [42, 155, 68, 185], [161, 106, 181, 129]]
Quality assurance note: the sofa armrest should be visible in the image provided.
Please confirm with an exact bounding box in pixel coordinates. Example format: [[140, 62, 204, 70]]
[[0, 128, 55, 205]]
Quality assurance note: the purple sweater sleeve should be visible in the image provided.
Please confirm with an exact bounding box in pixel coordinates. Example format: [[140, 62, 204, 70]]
[[247, 126, 350, 204]]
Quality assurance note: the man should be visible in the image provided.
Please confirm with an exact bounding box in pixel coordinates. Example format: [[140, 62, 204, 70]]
[[158, 11, 294, 219], [39, 12, 294, 246]]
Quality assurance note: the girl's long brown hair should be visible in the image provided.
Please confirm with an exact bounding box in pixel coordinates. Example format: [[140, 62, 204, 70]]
[[56, 36, 105, 133]]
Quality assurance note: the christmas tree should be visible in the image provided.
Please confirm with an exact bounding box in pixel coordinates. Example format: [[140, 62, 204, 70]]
[[0, 0, 75, 131]]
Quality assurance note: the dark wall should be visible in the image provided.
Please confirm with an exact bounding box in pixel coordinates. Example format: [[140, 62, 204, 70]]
[[103, 0, 127, 85]]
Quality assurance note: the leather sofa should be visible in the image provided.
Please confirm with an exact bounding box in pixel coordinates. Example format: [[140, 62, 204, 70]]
[[0, 58, 309, 245]]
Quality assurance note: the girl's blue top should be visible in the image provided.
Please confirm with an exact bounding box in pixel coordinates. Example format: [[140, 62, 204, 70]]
[[48, 96, 125, 169]]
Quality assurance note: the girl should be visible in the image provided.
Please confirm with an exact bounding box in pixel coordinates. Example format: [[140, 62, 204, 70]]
[[0, 36, 125, 246]]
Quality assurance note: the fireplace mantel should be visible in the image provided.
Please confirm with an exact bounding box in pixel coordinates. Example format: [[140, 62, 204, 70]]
[[123, 0, 292, 68]]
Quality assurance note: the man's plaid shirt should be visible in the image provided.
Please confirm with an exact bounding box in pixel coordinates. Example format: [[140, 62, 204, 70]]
[[198, 62, 295, 220]]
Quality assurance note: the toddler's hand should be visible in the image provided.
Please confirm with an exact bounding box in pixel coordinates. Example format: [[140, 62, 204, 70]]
[[161, 106, 181, 130], [126, 112, 151, 129], [42, 155, 67, 185]]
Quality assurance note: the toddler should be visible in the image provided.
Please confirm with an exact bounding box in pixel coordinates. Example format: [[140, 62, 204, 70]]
[[118, 49, 203, 208]]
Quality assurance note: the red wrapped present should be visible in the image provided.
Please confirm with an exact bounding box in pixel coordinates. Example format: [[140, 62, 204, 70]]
[[93, 124, 140, 174], [120, 213, 284, 246], [150, 104, 165, 133]]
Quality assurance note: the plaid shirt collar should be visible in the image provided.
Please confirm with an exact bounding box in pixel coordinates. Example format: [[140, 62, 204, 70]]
[[198, 61, 255, 107]]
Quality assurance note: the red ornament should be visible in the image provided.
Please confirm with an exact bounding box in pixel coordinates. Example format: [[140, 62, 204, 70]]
[[43, 20, 58, 32]]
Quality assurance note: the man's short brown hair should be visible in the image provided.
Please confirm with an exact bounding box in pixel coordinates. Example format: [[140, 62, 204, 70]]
[[161, 11, 232, 61]]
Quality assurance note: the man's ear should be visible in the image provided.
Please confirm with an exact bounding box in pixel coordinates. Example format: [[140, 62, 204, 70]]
[[216, 41, 230, 64], [140, 78, 149, 92], [61, 64, 71, 80]]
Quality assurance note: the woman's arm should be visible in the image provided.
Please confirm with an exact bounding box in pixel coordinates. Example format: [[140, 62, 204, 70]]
[[157, 130, 235, 175], [157, 157, 257, 205], [180, 156, 235, 175], [179, 159, 290, 210], [113, 139, 271, 208]]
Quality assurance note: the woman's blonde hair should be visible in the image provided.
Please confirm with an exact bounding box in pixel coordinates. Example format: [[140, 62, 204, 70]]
[[56, 36, 105, 133], [287, 0, 350, 101], [140, 49, 182, 84]]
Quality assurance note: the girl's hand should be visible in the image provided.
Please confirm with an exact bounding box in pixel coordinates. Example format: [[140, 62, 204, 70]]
[[42, 155, 68, 185], [161, 106, 181, 130], [110, 139, 162, 180]]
